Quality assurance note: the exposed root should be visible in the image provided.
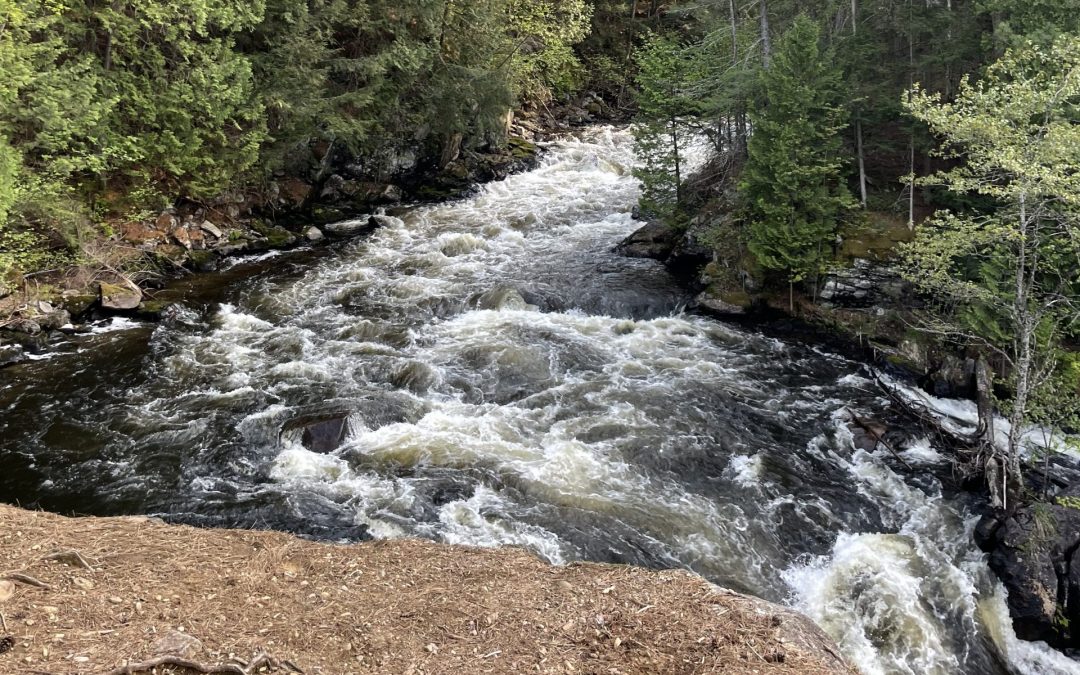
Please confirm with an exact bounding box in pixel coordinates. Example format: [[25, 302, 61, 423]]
[[44, 550, 95, 571], [4, 573, 51, 589]]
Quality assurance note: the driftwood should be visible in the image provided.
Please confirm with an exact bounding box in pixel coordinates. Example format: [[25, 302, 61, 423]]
[[104, 652, 303, 675], [849, 412, 912, 470]]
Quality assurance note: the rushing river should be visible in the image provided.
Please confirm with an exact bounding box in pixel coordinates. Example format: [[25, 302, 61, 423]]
[[1, 127, 1077, 675]]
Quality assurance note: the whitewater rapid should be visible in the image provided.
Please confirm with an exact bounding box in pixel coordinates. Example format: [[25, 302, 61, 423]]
[[1, 127, 1076, 674]]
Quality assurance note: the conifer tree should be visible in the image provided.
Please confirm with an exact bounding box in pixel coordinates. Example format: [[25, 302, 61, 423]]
[[632, 33, 701, 222], [740, 15, 852, 306]]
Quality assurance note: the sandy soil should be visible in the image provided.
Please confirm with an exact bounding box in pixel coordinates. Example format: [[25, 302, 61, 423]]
[[0, 505, 853, 674]]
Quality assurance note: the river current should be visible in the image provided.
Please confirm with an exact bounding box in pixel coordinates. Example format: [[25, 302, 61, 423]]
[[1, 127, 1077, 675]]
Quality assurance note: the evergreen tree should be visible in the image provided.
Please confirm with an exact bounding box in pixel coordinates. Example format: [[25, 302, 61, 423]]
[[740, 15, 851, 304], [632, 33, 701, 221]]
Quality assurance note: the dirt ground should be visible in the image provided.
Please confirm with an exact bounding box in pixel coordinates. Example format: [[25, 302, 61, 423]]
[[0, 505, 853, 674]]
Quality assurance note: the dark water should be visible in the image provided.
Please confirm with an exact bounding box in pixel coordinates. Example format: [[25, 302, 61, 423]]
[[0, 128, 1074, 675]]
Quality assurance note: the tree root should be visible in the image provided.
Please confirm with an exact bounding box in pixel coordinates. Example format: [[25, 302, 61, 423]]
[[43, 549, 95, 571], [4, 573, 50, 589], [104, 652, 303, 675]]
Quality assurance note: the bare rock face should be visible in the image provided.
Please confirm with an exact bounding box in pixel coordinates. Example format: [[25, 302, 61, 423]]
[[615, 220, 680, 260], [976, 482, 1080, 649], [100, 282, 142, 311]]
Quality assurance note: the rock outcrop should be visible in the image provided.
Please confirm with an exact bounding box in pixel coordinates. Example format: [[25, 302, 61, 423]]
[[976, 481, 1080, 650]]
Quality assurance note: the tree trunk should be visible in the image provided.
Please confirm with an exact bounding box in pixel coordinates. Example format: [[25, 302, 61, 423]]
[[851, 0, 867, 208], [671, 118, 682, 206], [759, 0, 772, 68], [1005, 192, 1033, 510]]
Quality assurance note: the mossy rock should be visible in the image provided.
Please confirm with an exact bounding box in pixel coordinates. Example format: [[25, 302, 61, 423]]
[[58, 293, 98, 319], [263, 225, 297, 248], [309, 206, 347, 225], [187, 250, 219, 272], [135, 300, 172, 320], [507, 136, 538, 160]]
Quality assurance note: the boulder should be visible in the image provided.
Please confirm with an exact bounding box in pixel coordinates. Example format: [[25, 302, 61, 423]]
[[279, 178, 313, 207], [820, 258, 913, 309], [282, 413, 351, 454], [667, 221, 714, 276], [977, 482, 1080, 649], [369, 214, 402, 229], [0, 343, 25, 368], [199, 221, 224, 239], [59, 291, 98, 319], [171, 224, 207, 251], [37, 308, 71, 331], [304, 226, 325, 243], [616, 220, 680, 260], [695, 291, 747, 316], [100, 282, 142, 311], [323, 216, 375, 237], [5, 318, 40, 335], [186, 250, 218, 273], [320, 174, 360, 202]]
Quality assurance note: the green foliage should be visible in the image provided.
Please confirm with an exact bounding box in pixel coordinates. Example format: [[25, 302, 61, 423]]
[[740, 16, 852, 283], [508, 0, 593, 102], [632, 33, 701, 221], [900, 36, 1080, 463], [0, 0, 596, 277]]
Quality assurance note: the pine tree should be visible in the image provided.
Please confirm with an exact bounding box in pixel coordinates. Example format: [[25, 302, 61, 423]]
[[632, 33, 701, 222], [740, 14, 852, 305]]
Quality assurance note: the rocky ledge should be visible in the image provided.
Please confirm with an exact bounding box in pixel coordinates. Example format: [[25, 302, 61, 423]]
[[976, 474, 1080, 653], [0, 505, 853, 674]]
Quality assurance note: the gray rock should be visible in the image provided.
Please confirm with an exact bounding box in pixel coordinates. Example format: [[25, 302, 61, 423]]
[[5, 318, 40, 335], [282, 413, 351, 454], [369, 214, 403, 229], [37, 309, 71, 331], [977, 481, 1080, 648], [151, 630, 203, 659], [304, 226, 325, 242], [199, 221, 224, 239], [323, 217, 374, 237], [0, 343, 25, 367], [100, 282, 142, 311], [695, 291, 746, 316], [615, 221, 680, 260]]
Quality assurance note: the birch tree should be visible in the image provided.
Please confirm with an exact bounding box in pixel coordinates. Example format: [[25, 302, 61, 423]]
[[900, 36, 1080, 506]]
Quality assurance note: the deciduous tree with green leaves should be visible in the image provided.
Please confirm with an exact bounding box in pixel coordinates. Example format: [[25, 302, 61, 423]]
[[900, 36, 1080, 507], [740, 15, 851, 307]]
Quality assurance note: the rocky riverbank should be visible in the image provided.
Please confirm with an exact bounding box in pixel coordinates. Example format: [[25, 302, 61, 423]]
[[0, 135, 539, 364], [0, 505, 854, 674]]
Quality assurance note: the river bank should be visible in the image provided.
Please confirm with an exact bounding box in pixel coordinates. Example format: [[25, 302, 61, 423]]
[[0, 504, 854, 675]]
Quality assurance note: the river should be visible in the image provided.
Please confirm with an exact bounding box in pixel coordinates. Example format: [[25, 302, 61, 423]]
[[1, 127, 1076, 675]]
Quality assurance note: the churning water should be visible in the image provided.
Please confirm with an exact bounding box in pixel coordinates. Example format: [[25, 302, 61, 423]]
[[1, 128, 1076, 674]]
